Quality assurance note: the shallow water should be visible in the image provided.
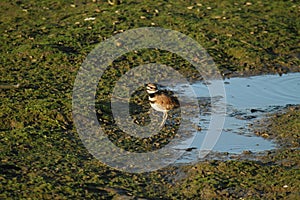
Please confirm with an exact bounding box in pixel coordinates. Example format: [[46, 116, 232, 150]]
[[174, 73, 300, 163]]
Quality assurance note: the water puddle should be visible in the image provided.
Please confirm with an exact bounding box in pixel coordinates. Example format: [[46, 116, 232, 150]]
[[174, 73, 300, 163]]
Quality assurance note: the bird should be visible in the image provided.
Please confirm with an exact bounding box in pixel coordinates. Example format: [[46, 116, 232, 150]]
[[146, 83, 179, 127]]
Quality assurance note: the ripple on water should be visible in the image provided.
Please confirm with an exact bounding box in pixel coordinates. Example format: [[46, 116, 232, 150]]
[[225, 73, 300, 108], [173, 73, 300, 163]]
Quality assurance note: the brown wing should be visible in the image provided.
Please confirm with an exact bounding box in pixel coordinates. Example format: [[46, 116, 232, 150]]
[[156, 93, 179, 110]]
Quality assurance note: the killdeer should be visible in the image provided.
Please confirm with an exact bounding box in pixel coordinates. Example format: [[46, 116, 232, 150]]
[[146, 83, 179, 127]]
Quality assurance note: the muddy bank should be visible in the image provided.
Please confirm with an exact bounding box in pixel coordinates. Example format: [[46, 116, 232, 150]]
[[255, 105, 300, 148], [164, 106, 300, 199]]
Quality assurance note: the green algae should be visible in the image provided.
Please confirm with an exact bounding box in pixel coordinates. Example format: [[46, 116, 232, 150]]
[[0, 0, 299, 199]]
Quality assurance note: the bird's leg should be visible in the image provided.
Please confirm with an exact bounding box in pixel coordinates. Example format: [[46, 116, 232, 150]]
[[160, 112, 168, 127]]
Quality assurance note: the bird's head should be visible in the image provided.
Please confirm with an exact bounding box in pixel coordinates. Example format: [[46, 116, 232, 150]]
[[146, 83, 158, 94]]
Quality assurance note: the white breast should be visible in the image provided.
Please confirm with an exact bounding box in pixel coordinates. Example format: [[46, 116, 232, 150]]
[[150, 102, 167, 112]]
